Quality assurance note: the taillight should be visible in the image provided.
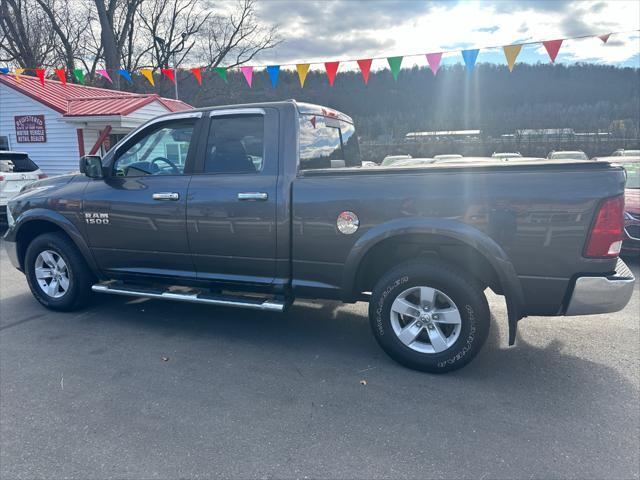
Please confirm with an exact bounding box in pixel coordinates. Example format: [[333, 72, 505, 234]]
[[0, 175, 4, 181], [38, 174, 47, 179], [584, 195, 625, 258]]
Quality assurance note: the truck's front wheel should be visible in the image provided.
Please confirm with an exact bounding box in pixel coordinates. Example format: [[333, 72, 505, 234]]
[[24, 232, 93, 311], [369, 260, 490, 373]]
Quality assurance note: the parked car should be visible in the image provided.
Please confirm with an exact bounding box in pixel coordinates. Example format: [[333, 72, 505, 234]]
[[3, 101, 635, 373], [433, 154, 463, 161], [491, 152, 522, 159], [594, 155, 640, 256], [547, 150, 589, 160], [381, 154, 412, 166], [611, 149, 640, 157], [0, 151, 46, 217], [387, 158, 434, 167]]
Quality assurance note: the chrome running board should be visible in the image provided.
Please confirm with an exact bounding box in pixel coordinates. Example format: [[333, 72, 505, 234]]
[[91, 283, 286, 312]]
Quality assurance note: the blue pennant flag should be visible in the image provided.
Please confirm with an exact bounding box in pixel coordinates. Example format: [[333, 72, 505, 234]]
[[266, 65, 280, 88], [461, 49, 479, 73], [118, 69, 133, 83], [0, 67, 9, 74]]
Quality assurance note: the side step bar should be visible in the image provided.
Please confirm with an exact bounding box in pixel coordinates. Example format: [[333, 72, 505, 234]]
[[92, 283, 286, 312]]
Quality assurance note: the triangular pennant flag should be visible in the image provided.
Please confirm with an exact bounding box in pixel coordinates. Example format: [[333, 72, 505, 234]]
[[214, 67, 228, 83], [54, 68, 67, 85], [543, 39, 563, 63], [310, 116, 316, 128], [35, 69, 46, 86], [118, 69, 132, 83], [357, 59, 372, 84], [14, 68, 24, 82], [190, 68, 202, 85], [503, 44, 522, 72], [461, 49, 479, 73], [324, 61, 340, 86], [73, 68, 85, 84], [0, 67, 9, 74], [266, 65, 280, 88], [387, 56, 403, 81], [599, 33, 611, 43], [97, 69, 112, 83], [140, 68, 154, 86], [161, 68, 175, 84], [296, 64, 310, 87], [426, 52, 442, 75], [240, 66, 253, 87]]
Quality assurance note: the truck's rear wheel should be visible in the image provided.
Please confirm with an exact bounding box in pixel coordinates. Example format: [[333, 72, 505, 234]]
[[24, 232, 93, 311], [369, 259, 490, 373]]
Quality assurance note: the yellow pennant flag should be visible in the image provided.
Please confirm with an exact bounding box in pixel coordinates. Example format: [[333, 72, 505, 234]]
[[503, 44, 522, 72], [140, 68, 155, 86], [296, 63, 310, 88], [14, 68, 25, 82]]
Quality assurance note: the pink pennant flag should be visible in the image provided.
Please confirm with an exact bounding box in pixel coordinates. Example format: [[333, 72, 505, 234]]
[[240, 66, 253, 87], [543, 39, 563, 63], [96, 69, 112, 83], [426, 52, 442, 75], [599, 33, 611, 43], [324, 61, 340, 86]]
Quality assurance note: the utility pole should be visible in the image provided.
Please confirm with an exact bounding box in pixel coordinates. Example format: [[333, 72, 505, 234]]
[[173, 51, 179, 100]]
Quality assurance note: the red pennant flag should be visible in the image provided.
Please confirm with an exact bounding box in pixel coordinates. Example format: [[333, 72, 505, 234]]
[[357, 59, 372, 84], [54, 68, 66, 85], [599, 33, 611, 43], [324, 61, 340, 86], [161, 68, 176, 84], [310, 116, 316, 128], [190, 67, 202, 85], [35, 68, 46, 86], [543, 39, 563, 63]]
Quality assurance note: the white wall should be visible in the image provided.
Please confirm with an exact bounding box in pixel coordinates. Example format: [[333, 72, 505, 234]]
[[0, 83, 80, 176]]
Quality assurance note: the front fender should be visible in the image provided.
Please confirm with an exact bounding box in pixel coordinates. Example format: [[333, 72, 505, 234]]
[[341, 217, 525, 345], [5, 208, 101, 276]]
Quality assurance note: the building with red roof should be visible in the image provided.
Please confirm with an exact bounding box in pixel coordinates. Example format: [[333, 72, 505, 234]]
[[0, 74, 192, 175]]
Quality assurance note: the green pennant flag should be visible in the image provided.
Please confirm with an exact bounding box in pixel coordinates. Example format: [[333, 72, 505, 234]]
[[214, 67, 228, 83], [387, 56, 403, 81], [73, 68, 85, 84]]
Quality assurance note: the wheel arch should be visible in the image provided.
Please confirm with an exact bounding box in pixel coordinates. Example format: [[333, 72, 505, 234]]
[[342, 218, 525, 344], [10, 209, 100, 276]]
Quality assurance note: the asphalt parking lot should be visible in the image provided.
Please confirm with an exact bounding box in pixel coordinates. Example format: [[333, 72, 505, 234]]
[[1, 240, 638, 480]]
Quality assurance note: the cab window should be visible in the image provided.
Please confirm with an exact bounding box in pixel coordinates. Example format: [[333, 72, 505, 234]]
[[113, 121, 195, 176], [204, 115, 265, 174]]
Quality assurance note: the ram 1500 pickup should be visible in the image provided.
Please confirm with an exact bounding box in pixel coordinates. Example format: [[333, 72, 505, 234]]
[[3, 101, 635, 372]]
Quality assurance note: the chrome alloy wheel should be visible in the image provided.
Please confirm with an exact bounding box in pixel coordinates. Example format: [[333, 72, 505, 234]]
[[34, 250, 70, 299], [390, 286, 462, 354]]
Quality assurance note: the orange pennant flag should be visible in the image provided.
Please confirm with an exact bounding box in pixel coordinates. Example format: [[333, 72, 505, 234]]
[[503, 44, 522, 72], [140, 68, 155, 86], [296, 63, 310, 88]]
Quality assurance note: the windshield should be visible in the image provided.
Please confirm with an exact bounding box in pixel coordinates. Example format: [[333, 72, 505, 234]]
[[550, 152, 588, 160], [299, 114, 361, 170], [624, 162, 640, 189]]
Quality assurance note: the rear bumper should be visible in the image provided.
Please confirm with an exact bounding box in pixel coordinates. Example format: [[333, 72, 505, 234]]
[[565, 259, 635, 316]]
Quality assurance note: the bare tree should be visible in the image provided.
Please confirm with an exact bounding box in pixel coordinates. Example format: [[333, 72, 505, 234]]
[[195, 0, 280, 68], [138, 0, 210, 69], [0, 0, 57, 67]]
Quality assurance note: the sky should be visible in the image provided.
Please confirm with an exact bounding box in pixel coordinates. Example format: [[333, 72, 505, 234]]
[[252, 0, 640, 71]]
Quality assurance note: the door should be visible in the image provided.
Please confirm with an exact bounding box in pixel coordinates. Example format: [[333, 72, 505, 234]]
[[83, 114, 202, 279], [187, 109, 279, 285]]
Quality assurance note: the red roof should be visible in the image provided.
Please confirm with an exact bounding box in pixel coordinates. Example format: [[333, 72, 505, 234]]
[[0, 74, 192, 116]]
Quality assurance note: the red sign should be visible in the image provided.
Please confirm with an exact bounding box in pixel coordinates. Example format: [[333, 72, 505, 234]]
[[15, 115, 47, 143]]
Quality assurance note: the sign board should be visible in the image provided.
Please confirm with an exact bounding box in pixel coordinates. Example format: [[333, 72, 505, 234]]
[[15, 115, 47, 143]]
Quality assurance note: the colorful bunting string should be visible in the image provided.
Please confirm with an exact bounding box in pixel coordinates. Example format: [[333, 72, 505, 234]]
[[0, 30, 634, 91]]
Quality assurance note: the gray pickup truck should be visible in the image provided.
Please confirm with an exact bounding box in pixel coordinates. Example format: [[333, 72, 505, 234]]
[[3, 101, 635, 373]]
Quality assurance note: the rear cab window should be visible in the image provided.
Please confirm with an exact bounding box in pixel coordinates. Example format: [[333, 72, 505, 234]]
[[0, 152, 39, 172], [298, 110, 361, 171]]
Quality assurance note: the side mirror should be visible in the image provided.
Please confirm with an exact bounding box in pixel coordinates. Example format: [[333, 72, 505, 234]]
[[79, 155, 104, 178]]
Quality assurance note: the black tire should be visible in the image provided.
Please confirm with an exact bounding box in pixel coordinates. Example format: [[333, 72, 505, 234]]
[[24, 232, 94, 311], [369, 259, 490, 373]]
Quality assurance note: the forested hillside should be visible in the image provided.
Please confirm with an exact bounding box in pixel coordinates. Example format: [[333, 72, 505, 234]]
[[131, 63, 639, 140]]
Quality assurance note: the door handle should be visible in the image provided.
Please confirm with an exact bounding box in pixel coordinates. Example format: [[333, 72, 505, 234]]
[[152, 192, 180, 201], [237, 192, 268, 201]]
